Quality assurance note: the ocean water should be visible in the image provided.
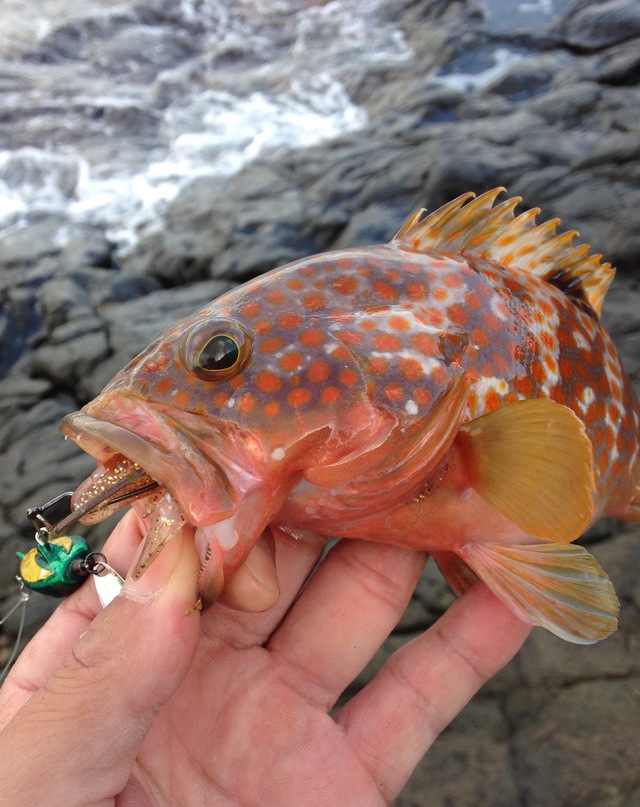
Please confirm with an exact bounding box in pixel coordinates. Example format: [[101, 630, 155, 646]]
[[0, 0, 571, 255]]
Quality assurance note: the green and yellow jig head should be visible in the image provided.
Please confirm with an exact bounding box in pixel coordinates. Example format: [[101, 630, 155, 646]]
[[19, 492, 124, 604]]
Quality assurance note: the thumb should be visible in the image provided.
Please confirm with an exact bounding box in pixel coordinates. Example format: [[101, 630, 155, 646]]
[[0, 529, 200, 807]]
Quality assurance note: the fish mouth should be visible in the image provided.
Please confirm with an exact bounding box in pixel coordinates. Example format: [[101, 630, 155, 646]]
[[59, 397, 278, 605], [60, 404, 235, 530]]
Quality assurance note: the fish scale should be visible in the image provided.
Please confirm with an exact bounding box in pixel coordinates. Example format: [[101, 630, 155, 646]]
[[60, 188, 640, 644]]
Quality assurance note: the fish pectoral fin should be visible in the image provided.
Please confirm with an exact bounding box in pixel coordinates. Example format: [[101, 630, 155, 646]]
[[459, 541, 619, 644], [458, 398, 595, 543]]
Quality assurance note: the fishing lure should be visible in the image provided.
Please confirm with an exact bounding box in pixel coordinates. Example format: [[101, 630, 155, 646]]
[[0, 494, 125, 684]]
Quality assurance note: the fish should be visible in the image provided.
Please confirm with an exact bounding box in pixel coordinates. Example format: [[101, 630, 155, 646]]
[[59, 188, 640, 644]]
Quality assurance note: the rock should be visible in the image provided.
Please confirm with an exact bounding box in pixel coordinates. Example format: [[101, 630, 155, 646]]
[[30, 329, 109, 390], [555, 0, 640, 51], [0, 213, 111, 269], [506, 678, 640, 806]]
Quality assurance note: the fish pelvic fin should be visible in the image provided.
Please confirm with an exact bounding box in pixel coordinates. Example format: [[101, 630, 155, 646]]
[[392, 187, 615, 316], [459, 542, 619, 644], [457, 398, 595, 543]]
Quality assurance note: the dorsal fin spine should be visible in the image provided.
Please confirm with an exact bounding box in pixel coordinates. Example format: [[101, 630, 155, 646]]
[[392, 188, 615, 315]]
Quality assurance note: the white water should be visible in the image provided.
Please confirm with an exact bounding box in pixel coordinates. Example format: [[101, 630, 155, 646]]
[[0, 0, 570, 254], [0, 0, 412, 250]]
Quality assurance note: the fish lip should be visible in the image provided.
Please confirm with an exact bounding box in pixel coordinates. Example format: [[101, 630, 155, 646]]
[[60, 401, 236, 528]]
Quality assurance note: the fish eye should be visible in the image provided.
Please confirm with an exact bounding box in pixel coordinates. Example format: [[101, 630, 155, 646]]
[[181, 319, 252, 381]]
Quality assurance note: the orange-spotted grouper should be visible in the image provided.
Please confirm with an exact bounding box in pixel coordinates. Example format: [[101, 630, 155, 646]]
[[60, 188, 640, 643]]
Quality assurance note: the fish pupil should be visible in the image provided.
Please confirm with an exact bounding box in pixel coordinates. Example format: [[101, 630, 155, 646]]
[[199, 335, 239, 371]]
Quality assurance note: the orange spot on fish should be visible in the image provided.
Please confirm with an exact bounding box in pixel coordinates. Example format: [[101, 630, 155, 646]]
[[388, 315, 410, 331], [471, 327, 490, 348], [485, 389, 502, 411], [337, 329, 363, 345], [307, 361, 331, 383], [241, 302, 261, 318], [263, 401, 280, 418], [331, 345, 352, 361], [373, 280, 398, 302], [260, 336, 286, 354], [411, 333, 438, 355], [443, 273, 463, 289], [372, 333, 403, 352], [448, 304, 469, 326], [484, 312, 503, 332], [214, 391, 230, 408], [174, 391, 190, 407], [266, 290, 286, 305], [531, 360, 545, 384], [367, 355, 389, 375], [321, 387, 341, 404], [238, 393, 256, 414], [464, 292, 483, 310], [155, 378, 173, 395], [384, 383, 404, 402], [278, 312, 304, 329], [515, 375, 534, 396], [287, 278, 305, 290], [414, 387, 433, 408], [288, 388, 312, 408], [304, 293, 325, 312], [360, 319, 377, 332], [255, 372, 282, 393], [300, 328, 325, 347], [339, 369, 359, 386], [407, 282, 427, 300], [279, 352, 304, 372], [433, 287, 448, 302], [254, 321, 272, 335], [332, 276, 358, 295], [399, 358, 424, 382]]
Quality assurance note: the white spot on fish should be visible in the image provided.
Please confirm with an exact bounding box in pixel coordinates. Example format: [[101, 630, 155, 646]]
[[271, 447, 285, 461], [405, 400, 418, 415]]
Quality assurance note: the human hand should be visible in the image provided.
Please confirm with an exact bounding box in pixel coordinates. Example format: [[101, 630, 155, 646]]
[[0, 511, 529, 806]]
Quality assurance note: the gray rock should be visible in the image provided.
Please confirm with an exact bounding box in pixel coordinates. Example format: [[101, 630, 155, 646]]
[[506, 678, 640, 806], [555, 0, 640, 50]]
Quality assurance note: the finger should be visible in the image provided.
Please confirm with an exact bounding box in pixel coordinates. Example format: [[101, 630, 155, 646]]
[[334, 582, 531, 803], [0, 509, 145, 725], [218, 529, 280, 612], [267, 538, 428, 710], [0, 529, 200, 807], [201, 525, 329, 648]]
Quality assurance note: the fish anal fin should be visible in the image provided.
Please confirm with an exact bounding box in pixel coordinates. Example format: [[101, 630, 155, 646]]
[[392, 188, 615, 315], [459, 542, 619, 644], [458, 398, 595, 543]]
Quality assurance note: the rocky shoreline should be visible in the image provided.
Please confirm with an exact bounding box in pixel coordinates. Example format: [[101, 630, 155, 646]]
[[1, 1, 639, 804]]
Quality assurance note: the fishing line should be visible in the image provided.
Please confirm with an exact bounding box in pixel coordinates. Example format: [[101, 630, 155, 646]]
[[0, 581, 30, 686]]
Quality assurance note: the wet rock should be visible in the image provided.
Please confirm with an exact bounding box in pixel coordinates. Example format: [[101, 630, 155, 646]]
[[555, 0, 640, 51]]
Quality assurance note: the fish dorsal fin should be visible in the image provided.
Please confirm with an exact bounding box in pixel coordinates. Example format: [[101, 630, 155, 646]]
[[393, 188, 615, 315]]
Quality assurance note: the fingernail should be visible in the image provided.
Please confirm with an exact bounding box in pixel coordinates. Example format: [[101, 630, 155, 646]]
[[122, 530, 184, 600]]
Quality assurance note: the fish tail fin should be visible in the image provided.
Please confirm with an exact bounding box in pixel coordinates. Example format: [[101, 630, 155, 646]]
[[392, 188, 615, 315], [458, 541, 619, 644]]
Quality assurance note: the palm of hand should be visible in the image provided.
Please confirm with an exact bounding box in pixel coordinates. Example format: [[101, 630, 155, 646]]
[[0, 514, 529, 807]]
